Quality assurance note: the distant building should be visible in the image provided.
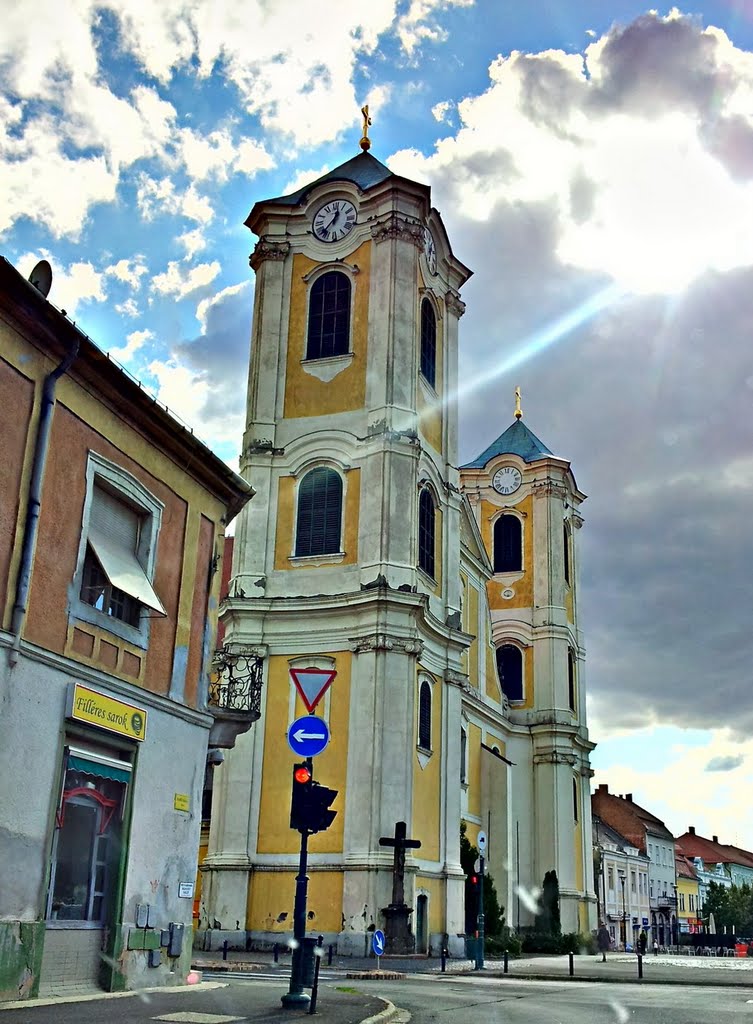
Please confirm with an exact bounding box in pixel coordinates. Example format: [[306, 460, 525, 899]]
[[593, 814, 650, 949], [0, 257, 252, 1000], [674, 827, 753, 915], [592, 785, 676, 946], [675, 852, 702, 934]]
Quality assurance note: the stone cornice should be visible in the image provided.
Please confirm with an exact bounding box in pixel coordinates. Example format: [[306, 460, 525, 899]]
[[445, 290, 466, 318], [533, 750, 578, 766], [249, 237, 290, 271], [370, 212, 423, 246], [350, 633, 424, 656], [532, 479, 568, 500]]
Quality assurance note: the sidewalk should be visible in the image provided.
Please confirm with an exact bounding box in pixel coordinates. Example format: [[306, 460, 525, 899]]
[[191, 946, 753, 988]]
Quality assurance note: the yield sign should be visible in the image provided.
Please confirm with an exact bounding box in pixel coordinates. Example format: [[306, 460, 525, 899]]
[[290, 667, 337, 713]]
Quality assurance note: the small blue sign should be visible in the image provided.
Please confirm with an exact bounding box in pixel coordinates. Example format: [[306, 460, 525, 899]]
[[372, 929, 385, 957], [642, 917, 649, 926], [287, 715, 330, 758]]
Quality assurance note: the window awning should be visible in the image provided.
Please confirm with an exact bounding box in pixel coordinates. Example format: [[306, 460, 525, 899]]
[[67, 747, 132, 784], [88, 528, 166, 615]]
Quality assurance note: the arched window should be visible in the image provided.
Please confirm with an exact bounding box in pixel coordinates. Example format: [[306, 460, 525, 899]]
[[418, 488, 436, 578], [563, 521, 571, 585], [306, 271, 351, 360], [418, 680, 432, 750], [295, 468, 343, 556], [568, 648, 576, 712], [460, 727, 467, 783], [496, 644, 523, 702], [493, 514, 522, 573], [420, 298, 436, 387]]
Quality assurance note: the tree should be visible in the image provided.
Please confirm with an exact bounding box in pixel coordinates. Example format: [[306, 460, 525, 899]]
[[460, 821, 505, 936], [537, 869, 561, 936]]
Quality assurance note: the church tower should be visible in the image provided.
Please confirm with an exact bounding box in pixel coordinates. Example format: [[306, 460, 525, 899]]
[[459, 395, 596, 932], [202, 118, 474, 955]]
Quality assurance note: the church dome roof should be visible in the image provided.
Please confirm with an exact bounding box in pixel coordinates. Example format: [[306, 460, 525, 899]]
[[461, 418, 553, 468], [269, 151, 396, 206]]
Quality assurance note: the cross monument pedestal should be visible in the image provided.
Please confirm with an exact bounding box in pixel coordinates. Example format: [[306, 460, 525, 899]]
[[379, 821, 421, 955]]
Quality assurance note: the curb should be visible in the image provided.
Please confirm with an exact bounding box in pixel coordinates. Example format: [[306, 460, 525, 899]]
[[346, 971, 407, 981], [360, 998, 404, 1024], [190, 960, 266, 972], [458, 969, 753, 988]]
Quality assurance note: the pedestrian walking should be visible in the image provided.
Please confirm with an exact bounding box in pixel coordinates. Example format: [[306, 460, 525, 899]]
[[638, 929, 648, 955], [597, 923, 611, 963]]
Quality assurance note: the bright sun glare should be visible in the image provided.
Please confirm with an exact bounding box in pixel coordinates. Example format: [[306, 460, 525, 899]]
[[558, 113, 753, 295]]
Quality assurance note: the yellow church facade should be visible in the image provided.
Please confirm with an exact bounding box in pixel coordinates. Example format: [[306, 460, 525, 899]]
[[201, 132, 596, 954]]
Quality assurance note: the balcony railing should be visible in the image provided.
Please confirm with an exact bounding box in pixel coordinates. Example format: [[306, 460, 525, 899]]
[[207, 644, 264, 747]]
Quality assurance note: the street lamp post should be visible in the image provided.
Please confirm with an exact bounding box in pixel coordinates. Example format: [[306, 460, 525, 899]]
[[671, 883, 678, 953], [618, 872, 627, 950]]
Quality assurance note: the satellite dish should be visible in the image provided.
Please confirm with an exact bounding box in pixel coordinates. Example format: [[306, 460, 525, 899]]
[[28, 260, 52, 297]]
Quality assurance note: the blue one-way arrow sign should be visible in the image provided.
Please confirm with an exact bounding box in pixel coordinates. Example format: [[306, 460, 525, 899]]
[[372, 929, 385, 958], [287, 715, 330, 758]]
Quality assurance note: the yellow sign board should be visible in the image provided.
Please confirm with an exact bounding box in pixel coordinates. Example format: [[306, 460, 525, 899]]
[[69, 683, 147, 741], [174, 793, 190, 812]]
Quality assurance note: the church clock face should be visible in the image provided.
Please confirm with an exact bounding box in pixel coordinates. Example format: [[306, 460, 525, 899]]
[[423, 227, 437, 275], [312, 199, 357, 242], [492, 466, 522, 494]]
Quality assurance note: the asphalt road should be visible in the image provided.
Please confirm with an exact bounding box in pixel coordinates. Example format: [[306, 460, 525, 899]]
[[365, 974, 753, 1023]]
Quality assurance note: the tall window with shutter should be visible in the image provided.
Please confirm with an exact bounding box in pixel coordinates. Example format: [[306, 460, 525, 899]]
[[418, 680, 432, 750], [418, 487, 436, 578], [306, 271, 351, 359], [80, 484, 165, 626], [495, 643, 523, 702], [420, 298, 436, 387], [295, 467, 343, 556], [493, 514, 522, 573]]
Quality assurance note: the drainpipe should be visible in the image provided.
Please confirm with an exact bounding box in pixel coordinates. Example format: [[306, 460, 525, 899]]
[[8, 340, 79, 667]]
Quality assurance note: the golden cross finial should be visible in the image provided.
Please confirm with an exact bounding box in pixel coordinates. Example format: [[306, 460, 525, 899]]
[[360, 104, 372, 152], [514, 386, 523, 420]]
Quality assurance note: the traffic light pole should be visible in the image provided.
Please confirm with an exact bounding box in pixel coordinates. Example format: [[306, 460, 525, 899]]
[[282, 758, 312, 1009]]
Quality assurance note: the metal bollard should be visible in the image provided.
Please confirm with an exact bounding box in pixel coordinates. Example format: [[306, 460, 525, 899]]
[[308, 936, 324, 1016], [222, 940, 229, 961], [273, 943, 279, 964], [441, 946, 447, 973], [568, 951, 574, 976], [328, 944, 333, 966], [638, 954, 643, 979], [504, 951, 509, 974]]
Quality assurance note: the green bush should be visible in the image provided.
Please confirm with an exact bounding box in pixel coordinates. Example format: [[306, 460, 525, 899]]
[[484, 930, 522, 958], [521, 931, 562, 954], [559, 932, 596, 954]]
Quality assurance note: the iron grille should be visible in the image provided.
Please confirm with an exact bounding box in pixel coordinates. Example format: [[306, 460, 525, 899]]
[[209, 644, 264, 716]]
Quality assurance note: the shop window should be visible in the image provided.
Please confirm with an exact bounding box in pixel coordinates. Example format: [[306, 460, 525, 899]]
[[47, 746, 131, 925], [306, 271, 351, 359]]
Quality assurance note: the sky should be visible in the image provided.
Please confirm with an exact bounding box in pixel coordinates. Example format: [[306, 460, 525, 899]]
[[3, 1, 753, 851]]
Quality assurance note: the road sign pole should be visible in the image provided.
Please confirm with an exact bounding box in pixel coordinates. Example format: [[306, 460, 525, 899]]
[[475, 854, 485, 971], [282, 758, 313, 1009]]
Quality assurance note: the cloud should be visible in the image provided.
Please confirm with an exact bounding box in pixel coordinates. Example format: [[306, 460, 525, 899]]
[[106, 258, 149, 289], [432, 100, 453, 124], [177, 228, 207, 259], [146, 281, 253, 454], [136, 176, 214, 225], [706, 755, 745, 773], [108, 328, 153, 365], [593, 727, 753, 847], [151, 261, 221, 299], [115, 298, 141, 318], [385, 10, 753, 740]]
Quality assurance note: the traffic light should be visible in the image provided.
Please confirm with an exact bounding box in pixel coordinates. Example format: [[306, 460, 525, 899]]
[[290, 762, 338, 834]]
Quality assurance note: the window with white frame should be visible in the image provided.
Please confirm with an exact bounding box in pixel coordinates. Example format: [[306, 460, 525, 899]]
[[74, 455, 165, 645], [608, 866, 614, 892]]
